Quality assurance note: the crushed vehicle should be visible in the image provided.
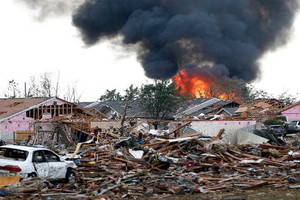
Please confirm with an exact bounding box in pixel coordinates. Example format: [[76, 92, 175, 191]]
[[267, 125, 287, 136], [0, 145, 76, 182]]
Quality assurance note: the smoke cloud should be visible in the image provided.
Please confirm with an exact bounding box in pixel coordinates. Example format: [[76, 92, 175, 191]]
[[72, 0, 299, 81], [184, 63, 229, 79], [18, 0, 84, 20]]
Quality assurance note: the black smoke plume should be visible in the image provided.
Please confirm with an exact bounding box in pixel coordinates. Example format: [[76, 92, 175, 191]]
[[71, 0, 298, 81]]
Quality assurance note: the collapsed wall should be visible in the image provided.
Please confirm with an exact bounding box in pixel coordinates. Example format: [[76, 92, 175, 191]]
[[173, 120, 257, 137]]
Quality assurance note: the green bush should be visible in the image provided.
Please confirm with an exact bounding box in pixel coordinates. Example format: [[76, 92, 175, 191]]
[[263, 119, 284, 126]]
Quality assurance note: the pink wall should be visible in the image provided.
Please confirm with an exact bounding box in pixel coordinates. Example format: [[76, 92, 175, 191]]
[[216, 120, 256, 126], [0, 99, 69, 135], [170, 120, 256, 135], [0, 112, 35, 133], [282, 104, 300, 121]]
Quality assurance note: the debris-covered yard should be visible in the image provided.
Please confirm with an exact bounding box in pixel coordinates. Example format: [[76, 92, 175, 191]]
[[1, 0, 300, 198], [2, 128, 300, 199], [2, 97, 300, 199]]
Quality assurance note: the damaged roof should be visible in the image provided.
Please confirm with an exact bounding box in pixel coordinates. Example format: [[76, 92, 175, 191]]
[[236, 98, 286, 114], [75, 102, 95, 108], [216, 107, 239, 116], [0, 97, 50, 120], [92, 100, 147, 118], [281, 101, 300, 113], [176, 98, 239, 116], [176, 98, 214, 114], [0, 97, 75, 122]]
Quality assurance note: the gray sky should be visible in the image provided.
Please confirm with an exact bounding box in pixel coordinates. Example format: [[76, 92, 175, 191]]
[[0, 0, 300, 101]]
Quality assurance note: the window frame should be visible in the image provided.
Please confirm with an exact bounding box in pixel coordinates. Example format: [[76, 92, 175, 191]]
[[42, 150, 61, 162]]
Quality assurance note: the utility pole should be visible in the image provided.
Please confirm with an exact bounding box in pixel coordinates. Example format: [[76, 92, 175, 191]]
[[24, 82, 27, 98]]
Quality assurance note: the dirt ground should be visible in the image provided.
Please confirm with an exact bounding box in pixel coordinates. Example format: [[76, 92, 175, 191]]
[[142, 188, 300, 200]]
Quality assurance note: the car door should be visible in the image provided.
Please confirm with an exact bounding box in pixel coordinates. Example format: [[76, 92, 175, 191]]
[[32, 150, 49, 179], [43, 150, 67, 180]]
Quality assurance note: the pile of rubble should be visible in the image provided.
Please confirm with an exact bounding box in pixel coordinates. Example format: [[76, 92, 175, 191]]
[[2, 130, 300, 199]]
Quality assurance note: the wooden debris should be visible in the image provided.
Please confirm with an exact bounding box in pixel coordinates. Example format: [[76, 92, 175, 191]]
[[3, 128, 300, 199]]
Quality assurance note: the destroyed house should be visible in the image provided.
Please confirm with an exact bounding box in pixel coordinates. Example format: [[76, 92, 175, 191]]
[[215, 107, 239, 117], [175, 98, 240, 119], [235, 98, 286, 120], [82, 100, 147, 119], [75, 102, 106, 118], [0, 97, 75, 142]]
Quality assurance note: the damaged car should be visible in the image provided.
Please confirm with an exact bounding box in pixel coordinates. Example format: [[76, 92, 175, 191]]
[[0, 145, 76, 182], [267, 125, 287, 136]]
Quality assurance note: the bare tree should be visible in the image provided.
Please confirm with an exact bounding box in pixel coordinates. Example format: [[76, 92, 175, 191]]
[[39, 72, 60, 97], [26, 76, 41, 97], [2, 72, 82, 100], [63, 82, 81, 102], [4, 80, 21, 98], [40, 72, 53, 97]]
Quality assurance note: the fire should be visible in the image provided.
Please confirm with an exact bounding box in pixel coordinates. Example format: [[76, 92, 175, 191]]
[[219, 94, 228, 100], [172, 69, 235, 100], [173, 70, 211, 98]]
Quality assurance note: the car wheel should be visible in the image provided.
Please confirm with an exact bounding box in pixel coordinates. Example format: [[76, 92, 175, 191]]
[[28, 172, 37, 178], [65, 169, 76, 183]]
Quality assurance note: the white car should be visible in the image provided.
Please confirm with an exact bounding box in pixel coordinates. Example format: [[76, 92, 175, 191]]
[[288, 120, 300, 132], [0, 145, 77, 182]]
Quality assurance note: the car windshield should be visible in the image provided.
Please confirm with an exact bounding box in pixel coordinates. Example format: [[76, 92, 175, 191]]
[[270, 125, 282, 129], [290, 121, 298, 125], [0, 148, 28, 161]]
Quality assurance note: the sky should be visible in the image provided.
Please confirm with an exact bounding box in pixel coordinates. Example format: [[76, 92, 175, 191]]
[[0, 0, 300, 101]]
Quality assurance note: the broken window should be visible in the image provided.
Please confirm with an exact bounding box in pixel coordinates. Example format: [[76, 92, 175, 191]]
[[0, 148, 28, 161], [32, 151, 45, 163], [43, 150, 60, 162]]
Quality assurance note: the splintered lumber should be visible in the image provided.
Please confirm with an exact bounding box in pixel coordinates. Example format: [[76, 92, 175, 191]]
[[113, 156, 137, 165], [156, 142, 181, 152], [213, 129, 225, 140], [123, 186, 144, 191], [233, 181, 268, 188], [179, 132, 203, 138], [223, 152, 243, 161], [71, 138, 94, 159], [143, 140, 168, 147], [166, 146, 186, 156], [143, 132, 203, 147], [70, 125, 91, 135], [33, 193, 80, 197], [166, 121, 192, 136], [204, 185, 230, 191], [230, 149, 293, 166], [99, 184, 122, 195], [9, 123, 300, 199]]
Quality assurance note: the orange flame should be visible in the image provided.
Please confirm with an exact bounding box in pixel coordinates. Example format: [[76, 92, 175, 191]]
[[173, 69, 235, 100]]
